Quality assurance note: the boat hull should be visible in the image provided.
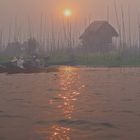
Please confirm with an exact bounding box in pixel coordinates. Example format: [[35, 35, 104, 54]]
[[0, 63, 45, 74]]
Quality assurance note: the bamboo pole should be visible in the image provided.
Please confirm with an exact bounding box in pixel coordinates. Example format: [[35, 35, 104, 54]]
[[0, 29, 3, 51], [27, 16, 32, 39], [13, 16, 18, 42], [114, 0, 122, 51], [121, 6, 126, 48], [138, 15, 140, 48], [128, 7, 132, 48], [107, 5, 110, 23], [138, 14, 140, 56]]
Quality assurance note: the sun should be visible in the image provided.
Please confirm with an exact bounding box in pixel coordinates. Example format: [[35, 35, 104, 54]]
[[63, 9, 72, 17]]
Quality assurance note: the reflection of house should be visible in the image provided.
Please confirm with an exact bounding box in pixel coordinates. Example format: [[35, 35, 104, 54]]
[[80, 21, 118, 52]]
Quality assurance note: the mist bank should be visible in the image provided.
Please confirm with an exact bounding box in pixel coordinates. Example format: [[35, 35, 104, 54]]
[[0, 0, 140, 45], [0, 0, 140, 67]]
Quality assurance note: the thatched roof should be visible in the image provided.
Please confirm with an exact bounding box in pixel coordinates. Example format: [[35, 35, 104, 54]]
[[80, 21, 118, 39]]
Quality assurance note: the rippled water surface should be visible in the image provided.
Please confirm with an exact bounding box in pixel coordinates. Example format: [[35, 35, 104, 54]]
[[0, 67, 140, 140]]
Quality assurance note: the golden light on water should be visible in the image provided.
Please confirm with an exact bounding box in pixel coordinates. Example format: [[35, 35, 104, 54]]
[[63, 9, 72, 17], [35, 67, 85, 140], [50, 125, 71, 140], [58, 66, 79, 72], [57, 66, 83, 119]]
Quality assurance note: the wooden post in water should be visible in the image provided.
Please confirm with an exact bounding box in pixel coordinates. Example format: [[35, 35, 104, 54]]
[[138, 15, 140, 56], [0, 29, 3, 51], [114, 0, 122, 54], [128, 7, 132, 49], [121, 6, 126, 50]]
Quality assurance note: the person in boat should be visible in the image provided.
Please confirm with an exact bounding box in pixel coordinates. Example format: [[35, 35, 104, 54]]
[[17, 56, 25, 69], [11, 57, 18, 66], [32, 55, 42, 68]]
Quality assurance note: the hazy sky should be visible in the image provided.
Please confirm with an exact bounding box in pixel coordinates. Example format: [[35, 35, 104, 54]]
[[0, 0, 139, 17], [0, 0, 140, 43]]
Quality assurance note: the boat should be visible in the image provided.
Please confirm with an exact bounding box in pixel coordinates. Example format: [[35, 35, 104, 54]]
[[0, 62, 46, 74], [0, 62, 60, 74], [0, 65, 6, 73]]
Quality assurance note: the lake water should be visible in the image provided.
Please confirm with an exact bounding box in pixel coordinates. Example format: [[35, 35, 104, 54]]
[[0, 67, 140, 140]]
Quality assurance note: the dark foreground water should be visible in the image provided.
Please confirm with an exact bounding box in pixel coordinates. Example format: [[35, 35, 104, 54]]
[[0, 67, 140, 140]]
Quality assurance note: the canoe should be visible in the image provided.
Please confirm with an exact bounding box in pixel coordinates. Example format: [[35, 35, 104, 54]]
[[0, 63, 45, 74], [0, 63, 60, 74], [0, 65, 6, 73]]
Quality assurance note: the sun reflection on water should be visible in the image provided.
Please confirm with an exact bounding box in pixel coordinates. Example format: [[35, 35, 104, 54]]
[[34, 125, 71, 140], [49, 125, 71, 140], [35, 66, 85, 140], [57, 67, 82, 119]]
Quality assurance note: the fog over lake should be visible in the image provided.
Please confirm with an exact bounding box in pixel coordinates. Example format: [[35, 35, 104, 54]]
[[0, 1, 140, 140]]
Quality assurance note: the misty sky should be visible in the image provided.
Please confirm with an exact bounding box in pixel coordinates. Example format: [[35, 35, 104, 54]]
[[0, 0, 139, 18], [0, 0, 140, 43]]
